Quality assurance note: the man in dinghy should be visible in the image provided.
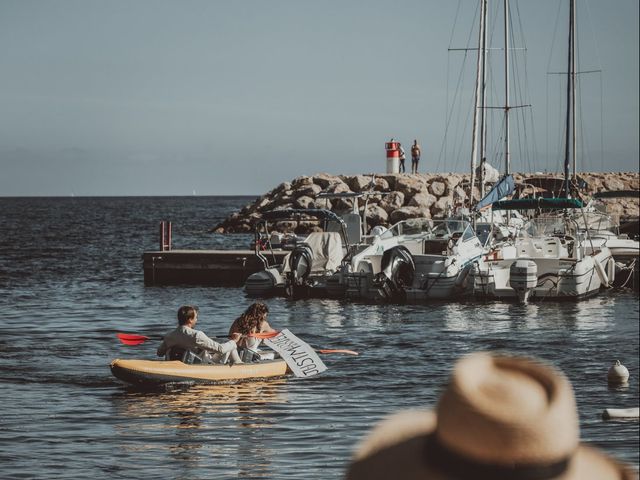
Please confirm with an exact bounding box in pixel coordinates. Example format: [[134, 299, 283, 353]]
[[157, 305, 243, 364]]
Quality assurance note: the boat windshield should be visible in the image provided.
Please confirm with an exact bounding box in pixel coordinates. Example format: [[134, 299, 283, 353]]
[[519, 217, 578, 238], [380, 218, 433, 239], [432, 219, 469, 238], [574, 211, 617, 233], [475, 222, 493, 246]]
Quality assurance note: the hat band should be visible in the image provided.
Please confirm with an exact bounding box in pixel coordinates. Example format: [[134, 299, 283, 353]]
[[423, 434, 570, 480]]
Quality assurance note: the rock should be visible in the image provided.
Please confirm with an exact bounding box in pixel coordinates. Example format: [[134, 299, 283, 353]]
[[312, 173, 340, 189], [271, 181, 292, 196], [270, 220, 292, 232], [297, 183, 323, 197], [314, 198, 333, 211], [395, 176, 425, 196], [379, 191, 405, 212], [255, 197, 272, 212], [364, 204, 389, 226], [431, 196, 454, 218], [379, 174, 399, 190], [295, 221, 321, 234], [332, 197, 355, 212], [446, 174, 463, 192], [453, 185, 468, 202], [294, 195, 315, 209], [271, 195, 293, 208], [326, 181, 351, 194], [408, 192, 437, 210], [373, 177, 390, 191], [429, 181, 446, 197], [272, 202, 294, 211], [389, 206, 429, 224], [211, 171, 640, 234], [604, 177, 625, 191], [347, 175, 374, 192], [291, 175, 314, 189]]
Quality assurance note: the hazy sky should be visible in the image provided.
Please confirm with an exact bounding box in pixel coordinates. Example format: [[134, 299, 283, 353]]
[[1, 0, 638, 196]]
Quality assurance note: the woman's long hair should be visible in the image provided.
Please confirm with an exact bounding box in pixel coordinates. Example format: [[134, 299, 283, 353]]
[[229, 302, 269, 336]]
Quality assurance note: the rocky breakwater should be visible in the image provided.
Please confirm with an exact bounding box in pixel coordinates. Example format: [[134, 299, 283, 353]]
[[213, 172, 639, 234]]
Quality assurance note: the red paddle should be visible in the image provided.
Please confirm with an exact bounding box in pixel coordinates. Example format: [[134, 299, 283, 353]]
[[115, 332, 357, 355], [116, 330, 279, 346]]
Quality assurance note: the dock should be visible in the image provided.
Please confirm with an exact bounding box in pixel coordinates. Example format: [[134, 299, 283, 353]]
[[143, 249, 288, 286]]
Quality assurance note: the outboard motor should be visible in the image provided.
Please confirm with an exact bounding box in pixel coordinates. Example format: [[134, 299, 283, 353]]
[[286, 243, 313, 297], [509, 260, 538, 304], [377, 246, 415, 300]]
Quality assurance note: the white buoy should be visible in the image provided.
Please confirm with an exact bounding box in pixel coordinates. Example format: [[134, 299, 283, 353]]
[[602, 407, 640, 420], [607, 360, 630, 385]]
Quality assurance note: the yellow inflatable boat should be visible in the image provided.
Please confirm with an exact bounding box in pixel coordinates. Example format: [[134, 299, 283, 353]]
[[110, 358, 289, 386]]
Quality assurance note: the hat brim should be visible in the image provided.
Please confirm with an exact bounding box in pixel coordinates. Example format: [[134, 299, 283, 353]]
[[346, 409, 633, 480]]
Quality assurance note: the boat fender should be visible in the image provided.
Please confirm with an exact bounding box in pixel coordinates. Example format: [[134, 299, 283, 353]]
[[606, 257, 616, 285], [602, 407, 639, 420], [607, 360, 630, 385], [594, 259, 609, 288]]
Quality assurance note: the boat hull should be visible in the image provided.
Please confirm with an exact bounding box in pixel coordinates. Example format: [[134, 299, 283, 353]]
[[110, 358, 289, 386]]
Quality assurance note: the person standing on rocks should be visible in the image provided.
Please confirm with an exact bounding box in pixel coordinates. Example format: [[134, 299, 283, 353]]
[[398, 143, 406, 173], [411, 140, 421, 174]]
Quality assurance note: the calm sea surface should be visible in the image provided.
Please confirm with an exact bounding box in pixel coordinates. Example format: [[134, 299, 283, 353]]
[[0, 196, 638, 479]]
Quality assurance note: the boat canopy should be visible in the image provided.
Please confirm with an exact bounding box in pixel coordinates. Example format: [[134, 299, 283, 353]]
[[593, 190, 639, 199], [474, 174, 515, 211], [262, 208, 344, 223], [492, 197, 584, 210]]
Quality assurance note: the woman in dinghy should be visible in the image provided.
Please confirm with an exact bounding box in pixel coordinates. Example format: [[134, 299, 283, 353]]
[[228, 302, 277, 361], [157, 305, 244, 364]]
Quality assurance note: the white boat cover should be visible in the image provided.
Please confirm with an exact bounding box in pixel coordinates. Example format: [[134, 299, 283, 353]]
[[283, 231, 344, 274]]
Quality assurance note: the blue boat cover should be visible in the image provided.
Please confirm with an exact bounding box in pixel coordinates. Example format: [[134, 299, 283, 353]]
[[474, 175, 515, 211]]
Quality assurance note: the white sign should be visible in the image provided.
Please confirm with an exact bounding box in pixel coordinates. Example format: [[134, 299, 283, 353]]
[[263, 329, 327, 378]]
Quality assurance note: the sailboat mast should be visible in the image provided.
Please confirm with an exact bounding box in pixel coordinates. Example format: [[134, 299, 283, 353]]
[[571, 0, 577, 182], [504, 0, 510, 177], [470, 0, 487, 208], [563, 0, 574, 196], [479, 2, 488, 196]]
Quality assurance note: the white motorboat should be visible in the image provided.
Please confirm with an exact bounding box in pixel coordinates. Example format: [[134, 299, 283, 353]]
[[327, 218, 434, 300], [244, 209, 350, 298], [401, 219, 484, 301], [468, 200, 615, 303]]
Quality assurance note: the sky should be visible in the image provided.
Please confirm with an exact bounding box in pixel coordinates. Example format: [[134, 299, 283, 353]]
[[0, 0, 638, 196]]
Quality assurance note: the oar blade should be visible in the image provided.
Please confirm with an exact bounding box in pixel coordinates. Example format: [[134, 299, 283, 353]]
[[250, 331, 279, 339], [116, 333, 150, 346], [317, 349, 359, 356]]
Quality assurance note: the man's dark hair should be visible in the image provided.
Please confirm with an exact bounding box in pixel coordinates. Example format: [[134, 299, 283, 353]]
[[177, 305, 198, 325]]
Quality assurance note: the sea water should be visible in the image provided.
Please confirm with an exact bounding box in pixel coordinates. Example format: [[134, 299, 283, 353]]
[[0, 196, 638, 479]]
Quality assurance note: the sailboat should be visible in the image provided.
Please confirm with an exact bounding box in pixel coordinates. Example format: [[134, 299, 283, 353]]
[[467, 0, 614, 303]]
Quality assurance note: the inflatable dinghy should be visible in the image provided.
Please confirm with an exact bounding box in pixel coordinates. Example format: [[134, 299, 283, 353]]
[[110, 358, 289, 386]]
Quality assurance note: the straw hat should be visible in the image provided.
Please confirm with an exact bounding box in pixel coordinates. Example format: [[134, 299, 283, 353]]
[[346, 352, 635, 480]]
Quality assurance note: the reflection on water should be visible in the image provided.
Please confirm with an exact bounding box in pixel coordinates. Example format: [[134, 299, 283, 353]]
[[111, 380, 289, 478], [440, 298, 618, 332], [113, 379, 288, 423]]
